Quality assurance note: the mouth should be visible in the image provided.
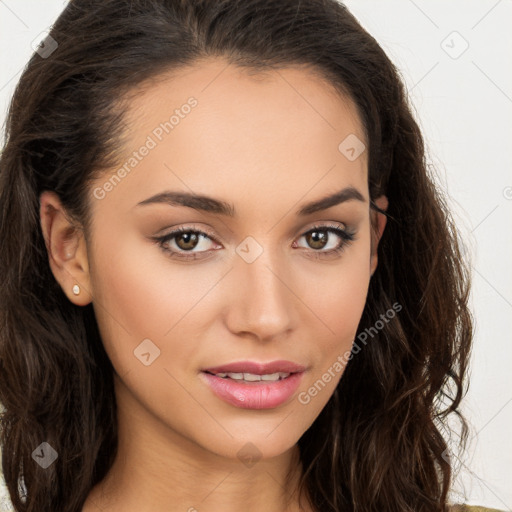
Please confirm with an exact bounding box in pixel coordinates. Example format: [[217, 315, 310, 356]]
[[200, 360, 306, 409], [203, 370, 292, 383], [202, 359, 306, 376]]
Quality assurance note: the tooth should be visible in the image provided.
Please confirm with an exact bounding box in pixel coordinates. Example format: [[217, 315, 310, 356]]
[[220, 371, 290, 381], [243, 373, 262, 381], [261, 373, 280, 381]]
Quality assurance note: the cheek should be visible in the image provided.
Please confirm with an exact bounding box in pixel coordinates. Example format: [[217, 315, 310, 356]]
[[306, 274, 369, 389], [294, 265, 369, 416], [317, 268, 369, 341], [296, 242, 370, 396], [88, 228, 212, 376], [301, 242, 371, 346]]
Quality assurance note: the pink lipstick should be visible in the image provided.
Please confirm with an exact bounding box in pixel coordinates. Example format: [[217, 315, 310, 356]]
[[200, 360, 305, 409]]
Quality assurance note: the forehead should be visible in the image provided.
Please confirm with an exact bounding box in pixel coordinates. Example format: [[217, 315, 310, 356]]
[[91, 57, 368, 216], [123, 57, 365, 145]]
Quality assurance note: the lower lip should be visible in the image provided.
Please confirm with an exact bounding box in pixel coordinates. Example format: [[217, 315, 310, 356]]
[[200, 371, 304, 410]]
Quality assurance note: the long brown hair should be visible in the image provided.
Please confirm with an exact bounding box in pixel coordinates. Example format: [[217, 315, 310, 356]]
[[0, 1, 472, 511]]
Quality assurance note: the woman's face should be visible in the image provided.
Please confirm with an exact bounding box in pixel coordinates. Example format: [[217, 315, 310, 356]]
[[46, 57, 386, 463]]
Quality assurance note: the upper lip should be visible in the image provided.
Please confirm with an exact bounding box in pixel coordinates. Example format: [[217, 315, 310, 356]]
[[202, 360, 306, 375]]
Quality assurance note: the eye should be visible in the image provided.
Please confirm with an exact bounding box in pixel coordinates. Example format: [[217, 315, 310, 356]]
[[293, 223, 357, 259], [154, 226, 220, 261], [153, 223, 357, 261]]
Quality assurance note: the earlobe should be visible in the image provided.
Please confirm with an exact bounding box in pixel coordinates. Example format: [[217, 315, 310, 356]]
[[39, 190, 92, 305], [369, 195, 388, 277]]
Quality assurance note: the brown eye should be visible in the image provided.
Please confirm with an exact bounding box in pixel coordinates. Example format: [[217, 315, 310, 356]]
[[174, 231, 201, 251], [155, 226, 219, 261], [154, 223, 356, 262], [305, 230, 329, 250], [294, 224, 357, 260]]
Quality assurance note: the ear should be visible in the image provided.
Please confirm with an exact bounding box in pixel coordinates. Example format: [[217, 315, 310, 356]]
[[369, 194, 388, 278], [39, 190, 92, 306]]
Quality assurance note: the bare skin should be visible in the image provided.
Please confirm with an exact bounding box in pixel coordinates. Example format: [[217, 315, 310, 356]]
[[40, 57, 387, 512]]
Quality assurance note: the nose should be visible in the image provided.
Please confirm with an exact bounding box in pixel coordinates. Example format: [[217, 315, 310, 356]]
[[223, 245, 298, 342]]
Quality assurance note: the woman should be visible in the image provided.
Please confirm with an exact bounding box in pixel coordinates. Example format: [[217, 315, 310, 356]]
[[0, 1, 494, 511]]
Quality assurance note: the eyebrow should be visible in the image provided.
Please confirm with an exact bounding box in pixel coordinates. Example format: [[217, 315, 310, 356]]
[[135, 186, 366, 216]]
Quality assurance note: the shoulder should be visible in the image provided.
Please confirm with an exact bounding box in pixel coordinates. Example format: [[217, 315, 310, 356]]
[[449, 505, 505, 512]]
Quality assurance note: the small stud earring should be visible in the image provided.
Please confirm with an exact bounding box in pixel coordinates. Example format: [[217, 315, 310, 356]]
[[72, 284, 80, 295]]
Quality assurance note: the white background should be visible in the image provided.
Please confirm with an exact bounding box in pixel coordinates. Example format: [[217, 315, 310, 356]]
[[0, 1, 511, 510]]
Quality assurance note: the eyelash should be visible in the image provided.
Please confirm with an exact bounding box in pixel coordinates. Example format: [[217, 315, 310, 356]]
[[153, 223, 357, 261]]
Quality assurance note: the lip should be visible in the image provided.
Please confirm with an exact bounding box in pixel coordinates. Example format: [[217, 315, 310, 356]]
[[200, 360, 306, 410], [202, 360, 306, 375]]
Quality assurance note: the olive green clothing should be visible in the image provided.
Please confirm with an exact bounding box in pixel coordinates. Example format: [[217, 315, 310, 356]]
[[451, 506, 504, 512]]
